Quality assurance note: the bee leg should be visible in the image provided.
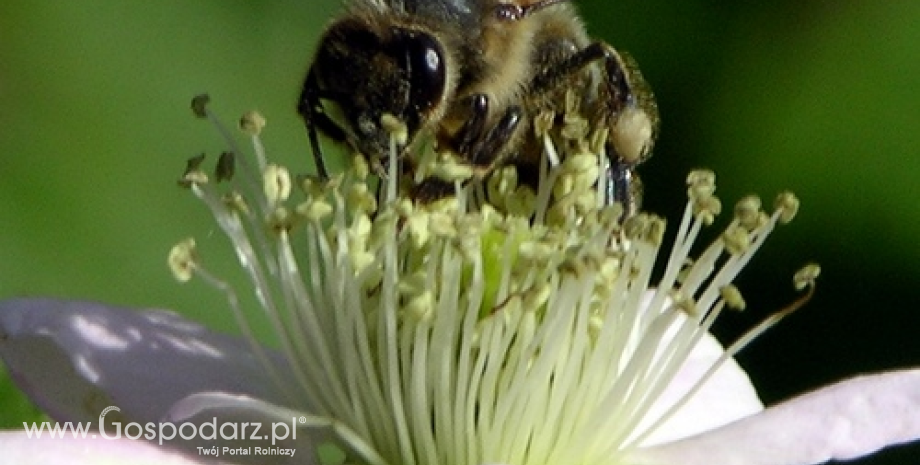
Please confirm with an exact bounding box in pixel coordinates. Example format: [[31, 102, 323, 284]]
[[475, 106, 523, 171], [530, 42, 625, 101], [412, 95, 522, 202], [297, 69, 347, 179], [589, 44, 656, 212], [455, 94, 490, 155], [605, 159, 643, 219], [455, 94, 523, 174], [411, 95, 491, 202], [530, 42, 655, 212]]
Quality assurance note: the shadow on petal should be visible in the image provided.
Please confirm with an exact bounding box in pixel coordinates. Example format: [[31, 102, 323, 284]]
[[0, 298, 299, 426]]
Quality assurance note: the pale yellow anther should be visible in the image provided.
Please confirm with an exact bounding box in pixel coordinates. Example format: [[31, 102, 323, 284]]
[[297, 199, 333, 222], [398, 271, 428, 296], [432, 160, 474, 182], [478, 204, 502, 225], [559, 257, 593, 279], [519, 240, 554, 262], [693, 195, 722, 226], [456, 214, 483, 238], [428, 212, 457, 237], [404, 291, 435, 322], [405, 211, 431, 249], [676, 258, 694, 284], [380, 113, 408, 146], [794, 263, 821, 290], [686, 169, 716, 189], [688, 183, 715, 200], [504, 186, 537, 218], [348, 183, 378, 214], [267, 206, 293, 232], [722, 224, 751, 255], [346, 217, 374, 270], [350, 213, 373, 240], [324, 173, 344, 191], [576, 163, 600, 191], [588, 314, 605, 340], [299, 175, 325, 198], [561, 113, 589, 141], [181, 170, 209, 186], [597, 256, 621, 284], [686, 170, 717, 202], [368, 210, 398, 248], [263, 164, 292, 203], [353, 154, 371, 180], [239, 110, 267, 136], [427, 196, 459, 216], [622, 213, 649, 241], [553, 173, 576, 199], [545, 204, 573, 227], [774, 191, 800, 224], [599, 204, 625, 228], [574, 191, 597, 214], [734, 195, 763, 230], [522, 284, 551, 310], [645, 216, 666, 246], [566, 152, 598, 173], [167, 238, 197, 283], [720, 285, 747, 311], [487, 166, 518, 204], [669, 290, 699, 316], [350, 250, 376, 274], [534, 110, 554, 137], [394, 198, 415, 218], [223, 191, 251, 216]]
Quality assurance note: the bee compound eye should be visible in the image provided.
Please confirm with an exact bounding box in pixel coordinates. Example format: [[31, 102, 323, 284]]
[[399, 31, 447, 115]]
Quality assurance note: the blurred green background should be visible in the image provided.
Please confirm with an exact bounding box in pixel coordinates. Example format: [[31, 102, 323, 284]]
[[1, 1, 918, 463]]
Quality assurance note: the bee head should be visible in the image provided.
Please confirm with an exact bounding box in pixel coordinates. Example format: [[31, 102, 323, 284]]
[[309, 18, 448, 159]]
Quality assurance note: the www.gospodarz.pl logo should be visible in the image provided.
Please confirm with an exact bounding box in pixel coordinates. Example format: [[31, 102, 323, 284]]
[[96, 405, 303, 446]]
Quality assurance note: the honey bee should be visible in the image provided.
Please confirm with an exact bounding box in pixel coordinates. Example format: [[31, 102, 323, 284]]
[[298, 0, 658, 213]]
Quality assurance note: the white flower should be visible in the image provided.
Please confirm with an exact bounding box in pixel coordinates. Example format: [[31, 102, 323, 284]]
[[1, 97, 918, 465]]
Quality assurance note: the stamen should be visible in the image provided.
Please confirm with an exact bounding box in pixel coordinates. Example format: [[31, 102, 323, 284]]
[[167, 238, 197, 283], [774, 191, 800, 224], [178, 153, 209, 187], [191, 95, 271, 214], [173, 96, 816, 465], [720, 284, 747, 311], [239, 110, 269, 171], [263, 164, 292, 204]]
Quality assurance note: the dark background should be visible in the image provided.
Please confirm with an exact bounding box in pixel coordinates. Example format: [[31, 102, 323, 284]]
[[2, 1, 919, 463]]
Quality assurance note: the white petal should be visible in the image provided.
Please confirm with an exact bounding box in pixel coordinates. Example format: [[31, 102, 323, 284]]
[[637, 330, 763, 446], [0, 431, 204, 465], [629, 369, 920, 465]]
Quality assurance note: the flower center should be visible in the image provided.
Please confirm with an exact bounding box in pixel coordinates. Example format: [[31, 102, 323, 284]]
[[168, 95, 816, 465]]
